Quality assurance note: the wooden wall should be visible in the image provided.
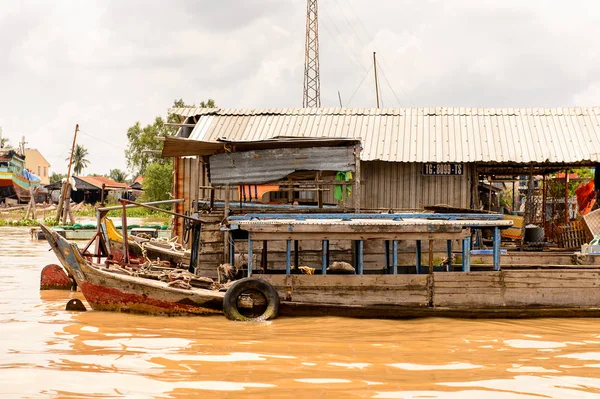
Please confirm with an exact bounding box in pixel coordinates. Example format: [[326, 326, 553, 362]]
[[173, 157, 473, 276], [174, 158, 473, 217], [360, 161, 472, 210]]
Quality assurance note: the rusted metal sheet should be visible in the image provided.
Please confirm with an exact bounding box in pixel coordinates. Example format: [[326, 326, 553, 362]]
[[209, 146, 355, 185], [162, 136, 360, 158], [169, 107, 600, 164]]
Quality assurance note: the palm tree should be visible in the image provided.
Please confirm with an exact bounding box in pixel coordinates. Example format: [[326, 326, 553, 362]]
[[109, 169, 127, 183], [67, 144, 90, 175]]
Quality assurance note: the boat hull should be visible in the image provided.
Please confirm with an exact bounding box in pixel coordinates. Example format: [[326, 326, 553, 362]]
[[40, 224, 224, 316], [0, 172, 38, 203], [255, 272, 600, 319]]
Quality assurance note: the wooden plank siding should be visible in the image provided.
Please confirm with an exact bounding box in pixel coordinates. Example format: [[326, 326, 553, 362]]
[[257, 275, 430, 307], [433, 270, 600, 308], [360, 161, 472, 211], [174, 157, 472, 274]]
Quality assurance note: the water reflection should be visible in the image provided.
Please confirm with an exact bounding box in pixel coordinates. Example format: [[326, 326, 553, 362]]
[[2, 227, 600, 398]]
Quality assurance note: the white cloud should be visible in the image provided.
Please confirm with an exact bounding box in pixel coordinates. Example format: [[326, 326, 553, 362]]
[[1, 0, 600, 175]]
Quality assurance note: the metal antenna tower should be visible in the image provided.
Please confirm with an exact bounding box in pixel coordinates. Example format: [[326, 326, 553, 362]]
[[302, 0, 321, 107]]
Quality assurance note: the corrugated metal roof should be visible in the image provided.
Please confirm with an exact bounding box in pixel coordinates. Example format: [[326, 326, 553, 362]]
[[169, 107, 600, 163]]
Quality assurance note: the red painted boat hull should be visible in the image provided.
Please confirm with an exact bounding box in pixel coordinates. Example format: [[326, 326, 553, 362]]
[[40, 224, 224, 316]]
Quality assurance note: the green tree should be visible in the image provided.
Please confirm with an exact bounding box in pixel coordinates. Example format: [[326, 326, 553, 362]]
[[67, 144, 90, 175], [49, 172, 65, 184], [125, 98, 216, 202], [198, 99, 216, 108], [142, 162, 173, 202], [548, 168, 594, 198], [125, 98, 216, 175], [109, 169, 127, 183]]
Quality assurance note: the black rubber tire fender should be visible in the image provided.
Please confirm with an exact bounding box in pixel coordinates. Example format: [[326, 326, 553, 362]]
[[223, 278, 280, 321]]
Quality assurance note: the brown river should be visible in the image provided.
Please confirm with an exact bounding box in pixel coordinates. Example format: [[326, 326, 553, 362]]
[[2, 226, 600, 398]]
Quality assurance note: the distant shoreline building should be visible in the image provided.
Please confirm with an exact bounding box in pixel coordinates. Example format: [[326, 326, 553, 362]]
[[24, 148, 51, 185]]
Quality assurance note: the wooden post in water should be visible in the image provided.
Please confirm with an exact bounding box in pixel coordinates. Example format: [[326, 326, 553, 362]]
[[25, 186, 36, 219]]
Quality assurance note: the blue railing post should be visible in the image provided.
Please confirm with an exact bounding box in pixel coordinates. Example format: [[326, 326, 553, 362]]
[[357, 240, 364, 275], [247, 237, 253, 277], [462, 236, 471, 272], [286, 240, 291, 275], [493, 227, 501, 271], [416, 240, 422, 274], [322, 240, 329, 275], [392, 240, 398, 275]]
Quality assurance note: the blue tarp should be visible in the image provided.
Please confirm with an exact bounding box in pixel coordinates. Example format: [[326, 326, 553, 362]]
[[23, 170, 41, 182]]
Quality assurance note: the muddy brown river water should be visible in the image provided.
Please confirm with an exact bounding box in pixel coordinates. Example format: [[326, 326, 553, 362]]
[[2, 226, 600, 398]]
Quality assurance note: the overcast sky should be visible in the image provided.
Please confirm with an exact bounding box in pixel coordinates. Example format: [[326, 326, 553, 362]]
[[1, 0, 599, 176]]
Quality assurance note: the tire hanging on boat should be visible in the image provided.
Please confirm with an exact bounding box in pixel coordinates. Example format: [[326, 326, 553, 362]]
[[223, 278, 280, 321]]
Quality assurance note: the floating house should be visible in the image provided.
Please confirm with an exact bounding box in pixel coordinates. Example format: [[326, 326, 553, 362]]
[[162, 107, 600, 275]]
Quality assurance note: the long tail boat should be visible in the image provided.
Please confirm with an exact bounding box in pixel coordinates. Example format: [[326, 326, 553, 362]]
[[40, 223, 224, 315]]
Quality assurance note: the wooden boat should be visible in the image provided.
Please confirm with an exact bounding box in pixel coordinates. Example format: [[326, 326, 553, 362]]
[[39, 223, 224, 315], [100, 217, 190, 266], [221, 213, 600, 319], [0, 149, 40, 203]]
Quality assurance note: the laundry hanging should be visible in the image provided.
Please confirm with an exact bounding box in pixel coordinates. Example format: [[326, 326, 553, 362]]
[[334, 171, 353, 201]]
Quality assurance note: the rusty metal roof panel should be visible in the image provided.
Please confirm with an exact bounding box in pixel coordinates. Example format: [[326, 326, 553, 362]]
[[209, 146, 356, 185], [169, 107, 600, 163]]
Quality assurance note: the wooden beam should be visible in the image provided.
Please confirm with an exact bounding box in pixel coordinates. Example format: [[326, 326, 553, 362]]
[[249, 231, 469, 241]]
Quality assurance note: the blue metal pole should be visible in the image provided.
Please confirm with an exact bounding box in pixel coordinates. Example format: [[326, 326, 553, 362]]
[[229, 213, 505, 221], [462, 236, 471, 272], [322, 240, 329, 275], [247, 238, 253, 277], [493, 227, 501, 271], [286, 239, 291, 275], [392, 240, 398, 275], [416, 240, 422, 274], [229, 236, 235, 267], [357, 240, 364, 275], [384, 240, 390, 274], [446, 240, 453, 272]]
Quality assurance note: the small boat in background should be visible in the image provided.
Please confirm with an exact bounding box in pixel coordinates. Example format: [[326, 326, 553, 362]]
[[0, 149, 40, 203]]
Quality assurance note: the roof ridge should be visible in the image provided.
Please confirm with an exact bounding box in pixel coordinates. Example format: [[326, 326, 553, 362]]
[[169, 106, 600, 117]]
